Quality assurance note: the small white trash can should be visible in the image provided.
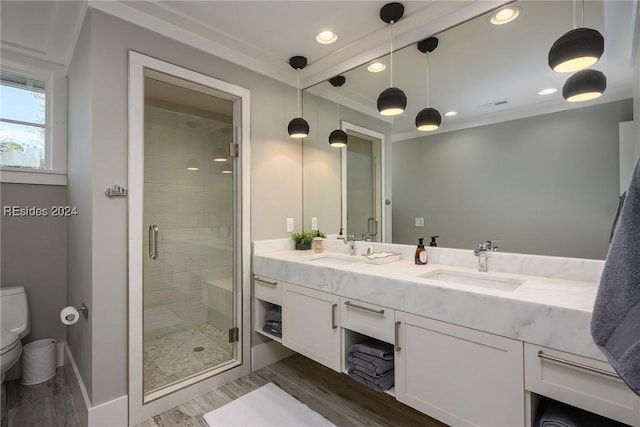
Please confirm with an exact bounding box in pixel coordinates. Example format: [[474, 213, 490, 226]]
[[21, 339, 57, 385]]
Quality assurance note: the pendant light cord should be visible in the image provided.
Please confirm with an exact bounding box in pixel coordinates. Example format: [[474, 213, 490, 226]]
[[335, 86, 340, 124], [571, 0, 585, 29], [426, 53, 430, 107], [297, 72, 301, 116], [389, 23, 395, 87]]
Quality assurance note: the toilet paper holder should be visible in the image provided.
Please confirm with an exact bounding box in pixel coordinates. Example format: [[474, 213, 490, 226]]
[[70, 304, 88, 320]]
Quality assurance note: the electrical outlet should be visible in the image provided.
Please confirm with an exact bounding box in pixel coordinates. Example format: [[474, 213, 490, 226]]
[[286, 217, 294, 233], [311, 217, 318, 230], [415, 217, 425, 227]]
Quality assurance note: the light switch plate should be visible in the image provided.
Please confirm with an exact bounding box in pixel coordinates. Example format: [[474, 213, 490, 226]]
[[415, 217, 425, 227], [311, 217, 318, 230], [286, 217, 294, 233]]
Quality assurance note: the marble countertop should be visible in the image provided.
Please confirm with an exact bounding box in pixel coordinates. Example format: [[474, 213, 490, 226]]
[[253, 239, 606, 362]]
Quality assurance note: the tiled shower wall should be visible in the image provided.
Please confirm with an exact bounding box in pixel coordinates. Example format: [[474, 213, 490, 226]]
[[143, 106, 233, 339]]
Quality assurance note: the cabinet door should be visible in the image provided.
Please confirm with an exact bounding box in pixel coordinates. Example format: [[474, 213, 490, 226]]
[[395, 311, 524, 427], [282, 283, 341, 371]]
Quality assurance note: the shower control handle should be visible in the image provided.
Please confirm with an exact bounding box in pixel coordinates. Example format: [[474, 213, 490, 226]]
[[149, 224, 159, 260]]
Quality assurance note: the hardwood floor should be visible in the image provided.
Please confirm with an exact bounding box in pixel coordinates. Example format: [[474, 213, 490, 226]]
[[2, 368, 80, 427], [136, 354, 447, 427], [3, 355, 447, 426]]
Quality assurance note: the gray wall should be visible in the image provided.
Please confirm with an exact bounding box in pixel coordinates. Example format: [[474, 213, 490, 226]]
[[393, 99, 632, 260], [0, 184, 67, 370], [67, 9, 302, 406], [66, 11, 94, 398]]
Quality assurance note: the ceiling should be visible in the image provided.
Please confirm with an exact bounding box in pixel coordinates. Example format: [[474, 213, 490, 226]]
[[0, 0, 504, 85], [307, 0, 638, 140], [0, 0, 637, 139]]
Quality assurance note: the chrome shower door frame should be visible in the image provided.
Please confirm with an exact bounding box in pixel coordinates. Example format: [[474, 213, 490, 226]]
[[127, 51, 251, 425]]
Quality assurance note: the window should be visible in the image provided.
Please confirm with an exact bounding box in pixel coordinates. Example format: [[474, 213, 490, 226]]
[[0, 71, 47, 169], [0, 52, 67, 185]]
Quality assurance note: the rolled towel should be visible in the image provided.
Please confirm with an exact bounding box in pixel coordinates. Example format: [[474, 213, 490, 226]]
[[347, 366, 394, 392], [265, 306, 282, 322], [536, 400, 619, 427], [347, 352, 394, 377], [262, 323, 282, 337], [591, 158, 640, 396], [348, 340, 393, 361]]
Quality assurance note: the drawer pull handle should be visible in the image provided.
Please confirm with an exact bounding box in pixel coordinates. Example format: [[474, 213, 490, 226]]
[[537, 351, 619, 379], [394, 321, 401, 352], [331, 303, 338, 329], [256, 278, 278, 287], [344, 301, 384, 315]]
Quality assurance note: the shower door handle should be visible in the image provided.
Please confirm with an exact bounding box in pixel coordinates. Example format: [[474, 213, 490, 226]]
[[149, 224, 159, 260]]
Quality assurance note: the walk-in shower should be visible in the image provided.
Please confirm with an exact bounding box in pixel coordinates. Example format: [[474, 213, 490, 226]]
[[128, 52, 251, 424]]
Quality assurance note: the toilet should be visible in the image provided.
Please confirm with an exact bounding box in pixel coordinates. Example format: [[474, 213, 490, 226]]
[[1, 286, 30, 383]]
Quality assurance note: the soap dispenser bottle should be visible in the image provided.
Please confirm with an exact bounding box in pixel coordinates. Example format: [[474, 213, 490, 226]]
[[415, 238, 427, 265]]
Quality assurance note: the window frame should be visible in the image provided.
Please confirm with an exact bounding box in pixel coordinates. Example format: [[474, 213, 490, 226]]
[[1, 51, 67, 185]]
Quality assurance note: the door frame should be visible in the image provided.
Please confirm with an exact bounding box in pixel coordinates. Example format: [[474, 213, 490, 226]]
[[340, 121, 386, 242], [127, 50, 251, 424]]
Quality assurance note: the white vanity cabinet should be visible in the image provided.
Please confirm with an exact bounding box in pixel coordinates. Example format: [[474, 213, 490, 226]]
[[395, 311, 525, 427], [281, 283, 342, 371], [524, 343, 640, 426]]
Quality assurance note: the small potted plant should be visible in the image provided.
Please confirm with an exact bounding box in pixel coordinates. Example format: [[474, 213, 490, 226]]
[[292, 231, 325, 250]]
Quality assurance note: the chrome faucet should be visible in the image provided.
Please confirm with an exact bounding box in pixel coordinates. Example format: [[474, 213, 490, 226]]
[[473, 240, 498, 272], [344, 234, 356, 255]]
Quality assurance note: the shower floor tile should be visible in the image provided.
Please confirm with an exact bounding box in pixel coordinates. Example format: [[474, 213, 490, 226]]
[[144, 323, 233, 393]]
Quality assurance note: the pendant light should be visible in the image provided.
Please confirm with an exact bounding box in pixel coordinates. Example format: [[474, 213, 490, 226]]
[[328, 76, 348, 148], [415, 37, 441, 132], [548, 0, 604, 73], [288, 56, 309, 138], [377, 3, 406, 116], [562, 69, 606, 102]]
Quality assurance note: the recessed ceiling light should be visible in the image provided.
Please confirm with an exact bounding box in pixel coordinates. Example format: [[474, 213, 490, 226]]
[[444, 111, 459, 117], [316, 30, 337, 44], [490, 7, 520, 25], [367, 62, 386, 73], [538, 88, 557, 96]]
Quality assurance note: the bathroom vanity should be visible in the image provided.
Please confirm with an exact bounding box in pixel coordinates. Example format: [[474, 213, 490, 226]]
[[252, 239, 639, 427]]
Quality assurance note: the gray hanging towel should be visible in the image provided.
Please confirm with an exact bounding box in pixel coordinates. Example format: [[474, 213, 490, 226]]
[[591, 158, 640, 396]]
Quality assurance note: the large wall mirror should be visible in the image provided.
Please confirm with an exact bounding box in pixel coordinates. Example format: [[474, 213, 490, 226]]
[[302, 0, 637, 260]]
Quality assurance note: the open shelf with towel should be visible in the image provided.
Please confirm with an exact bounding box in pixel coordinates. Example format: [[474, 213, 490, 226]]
[[530, 394, 630, 427], [342, 328, 395, 396], [253, 275, 284, 343], [255, 300, 282, 342]]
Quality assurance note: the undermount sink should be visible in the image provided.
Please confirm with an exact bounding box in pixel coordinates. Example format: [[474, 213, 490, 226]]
[[307, 255, 361, 265], [419, 269, 525, 292]]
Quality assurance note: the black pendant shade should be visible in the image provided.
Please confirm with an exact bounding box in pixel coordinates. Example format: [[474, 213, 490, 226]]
[[329, 129, 348, 147], [288, 117, 310, 138], [562, 69, 606, 102], [415, 107, 442, 131], [378, 87, 407, 116], [329, 76, 348, 147], [548, 27, 604, 73], [288, 55, 309, 138], [415, 37, 441, 131]]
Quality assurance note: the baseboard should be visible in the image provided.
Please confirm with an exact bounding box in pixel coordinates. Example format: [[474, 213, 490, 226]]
[[63, 343, 128, 427], [251, 340, 295, 371]]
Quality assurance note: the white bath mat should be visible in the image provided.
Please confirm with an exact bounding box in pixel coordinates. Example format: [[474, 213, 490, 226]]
[[203, 382, 336, 426]]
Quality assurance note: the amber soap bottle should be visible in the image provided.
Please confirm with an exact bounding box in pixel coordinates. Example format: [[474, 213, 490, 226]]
[[415, 238, 427, 265]]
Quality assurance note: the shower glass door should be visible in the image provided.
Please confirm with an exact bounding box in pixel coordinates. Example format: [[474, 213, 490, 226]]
[[142, 73, 238, 397]]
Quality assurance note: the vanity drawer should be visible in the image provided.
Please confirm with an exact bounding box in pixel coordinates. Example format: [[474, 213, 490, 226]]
[[524, 343, 640, 426], [340, 298, 394, 343], [254, 276, 282, 305]]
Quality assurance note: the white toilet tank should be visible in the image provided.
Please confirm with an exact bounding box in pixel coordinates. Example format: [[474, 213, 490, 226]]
[[0, 287, 30, 338]]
